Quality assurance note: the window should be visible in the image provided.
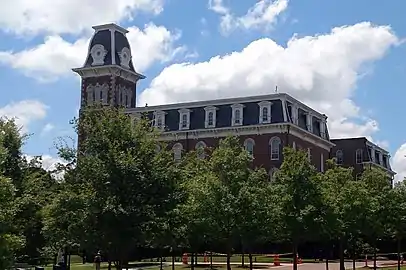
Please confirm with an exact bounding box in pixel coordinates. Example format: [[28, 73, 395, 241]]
[[154, 111, 165, 130], [258, 101, 272, 124], [181, 114, 187, 128], [204, 106, 217, 128], [195, 141, 206, 159], [244, 138, 255, 157], [356, 149, 363, 164], [269, 167, 278, 182], [269, 137, 281, 160], [262, 107, 268, 122], [307, 148, 312, 162], [178, 109, 191, 130], [172, 143, 183, 161], [336, 150, 343, 165], [86, 85, 94, 105], [235, 109, 241, 124], [208, 112, 214, 126], [231, 104, 244, 126], [292, 141, 296, 150]]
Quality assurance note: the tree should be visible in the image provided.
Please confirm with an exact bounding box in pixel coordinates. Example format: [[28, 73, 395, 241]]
[[320, 160, 371, 270], [273, 147, 323, 270], [359, 167, 392, 270], [386, 181, 406, 270], [45, 107, 183, 270]]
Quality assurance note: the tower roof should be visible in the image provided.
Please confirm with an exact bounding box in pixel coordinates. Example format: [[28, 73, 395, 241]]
[[74, 23, 144, 79]]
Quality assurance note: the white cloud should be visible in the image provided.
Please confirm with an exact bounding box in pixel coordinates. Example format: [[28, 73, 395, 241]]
[[41, 123, 55, 136], [0, 100, 48, 133], [209, 0, 288, 34], [139, 22, 399, 140], [393, 144, 406, 182], [0, 0, 164, 35], [0, 23, 184, 82]]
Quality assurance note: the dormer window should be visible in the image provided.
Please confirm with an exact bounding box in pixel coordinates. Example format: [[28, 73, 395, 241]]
[[153, 110, 165, 131], [178, 108, 191, 130], [258, 101, 272, 124], [231, 104, 244, 126], [204, 106, 217, 128], [336, 150, 343, 165]]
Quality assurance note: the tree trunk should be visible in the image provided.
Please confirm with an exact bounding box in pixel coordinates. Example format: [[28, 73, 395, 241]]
[[172, 253, 175, 270], [108, 260, 112, 270], [195, 253, 198, 266], [160, 256, 163, 270], [352, 257, 355, 270], [210, 252, 213, 269], [191, 253, 195, 270], [242, 251, 245, 267], [227, 252, 231, 270], [249, 253, 253, 270], [397, 236, 401, 270], [325, 246, 329, 270], [339, 238, 345, 270], [293, 241, 298, 270], [373, 244, 377, 270]]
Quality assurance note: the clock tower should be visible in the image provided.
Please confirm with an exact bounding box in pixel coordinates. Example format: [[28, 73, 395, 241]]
[[72, 23, 145, 109]]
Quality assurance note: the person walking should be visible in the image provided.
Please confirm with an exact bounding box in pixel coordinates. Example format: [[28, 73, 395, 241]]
[[94, 251, 102, 270]]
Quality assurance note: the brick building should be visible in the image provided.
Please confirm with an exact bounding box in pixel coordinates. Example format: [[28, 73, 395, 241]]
[[73, 23, 395, 181]]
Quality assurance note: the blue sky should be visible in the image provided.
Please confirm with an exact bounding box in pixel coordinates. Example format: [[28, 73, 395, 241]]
[[0, 0, 405, 178]]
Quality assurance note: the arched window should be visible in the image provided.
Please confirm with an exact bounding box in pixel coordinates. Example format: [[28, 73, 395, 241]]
[[195, 141, 206, 159], [269, 137, 281, 160], [269, 167, 278, 182], [355, 149, 363, 164], [208, 111, 214, 126], [172, 143, 183, 161], [244, 138, 255, 157], [336, 150, 343, 165], [262, 107, 268, 122], [235, 109, 241, 124], [292, 141, 296, 150]]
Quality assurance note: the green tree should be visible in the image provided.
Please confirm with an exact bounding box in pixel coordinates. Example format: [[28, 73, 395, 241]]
[[359, 167, 392, 270], [386, 181, 406, 270], [320, 161, 371, 270], [46, 107, 182, 270], [273, 147, 323, 270]]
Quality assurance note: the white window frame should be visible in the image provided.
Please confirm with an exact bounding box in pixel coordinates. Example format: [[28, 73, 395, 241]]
[[336, 150, 343, 165], [153, 110, 165, 131], [204, 106, 217, 128], [269, 136, 281, 160], [258, 101, 272, 124], [178, 108, 191, 130], [172, 143, 183, 161], [231, 104, 244, 126], [306, 112, 313, 132], [292, 141, 296, 150], [243, 138, 255, 157], [195, 141, 207, 159], [355, 149, 363, 164]]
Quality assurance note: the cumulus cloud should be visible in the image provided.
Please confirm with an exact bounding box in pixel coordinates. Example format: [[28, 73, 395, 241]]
[[209, 0, 288, 34], [0, 100, 48, 133], [0, 0, 164, 35], [139, 22, 399, 140], [0, 23, 184, 82], [393, 144, 406, 182]]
